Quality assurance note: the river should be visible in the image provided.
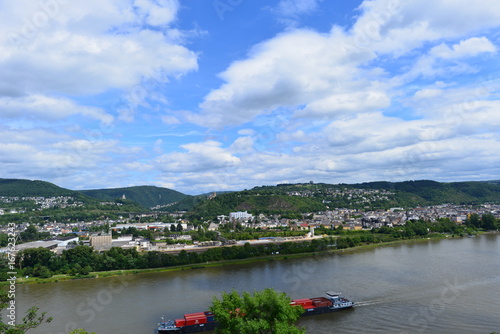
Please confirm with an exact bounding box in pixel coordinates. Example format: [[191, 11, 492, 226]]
[[15, 234, 500, 333]]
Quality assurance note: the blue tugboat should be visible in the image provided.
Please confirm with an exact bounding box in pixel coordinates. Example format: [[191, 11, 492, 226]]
[[157, 292, 354, 333]]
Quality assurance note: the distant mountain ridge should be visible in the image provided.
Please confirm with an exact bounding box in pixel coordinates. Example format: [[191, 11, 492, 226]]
[[185, 180, 500, 219], [78, 185, 188, 209], [0, 179, 86, 199], [2, 178, 500, 214], [0, 179, 188, 209]]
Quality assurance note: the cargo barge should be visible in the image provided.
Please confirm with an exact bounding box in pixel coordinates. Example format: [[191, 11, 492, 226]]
[[157, 292, 353, 333]]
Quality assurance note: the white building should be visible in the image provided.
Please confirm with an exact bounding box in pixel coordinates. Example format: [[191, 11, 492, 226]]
[[229, 211, 253, 221], [53, 236, 79, 247]]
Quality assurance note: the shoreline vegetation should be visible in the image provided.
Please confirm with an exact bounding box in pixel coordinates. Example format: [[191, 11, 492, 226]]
[[5, 231, 493, 286]]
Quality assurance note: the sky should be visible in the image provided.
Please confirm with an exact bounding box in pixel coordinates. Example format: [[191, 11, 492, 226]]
[[1, 0, 500, 195]]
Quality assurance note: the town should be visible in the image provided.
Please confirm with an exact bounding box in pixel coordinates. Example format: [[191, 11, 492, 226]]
[[1, 193, 499, 255]]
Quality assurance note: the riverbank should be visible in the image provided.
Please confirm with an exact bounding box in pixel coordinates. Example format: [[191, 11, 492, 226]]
[[3, 233, 462, 286]]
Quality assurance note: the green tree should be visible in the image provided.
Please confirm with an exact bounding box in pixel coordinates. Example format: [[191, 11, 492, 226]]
[[69, 330, 95, 334], [33, 265, 53, 279], [20, 225, 39, 242], [210, 288, 305, 334], [481, 213, 496, 230], [465, 213, 481, 228], [16, 248, 54, 271], [0, 234, 8, 247]]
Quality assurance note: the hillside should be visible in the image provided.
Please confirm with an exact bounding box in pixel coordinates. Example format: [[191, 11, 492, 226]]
[[0, 179, 87, 199], [185, 180, 500, 219], [79, 185, 188, 209], [352, 180, 500, 204], [2, 178, 499, 217]]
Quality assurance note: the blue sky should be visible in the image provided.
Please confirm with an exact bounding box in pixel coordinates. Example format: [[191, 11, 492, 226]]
[[1, 0, 500, 194]]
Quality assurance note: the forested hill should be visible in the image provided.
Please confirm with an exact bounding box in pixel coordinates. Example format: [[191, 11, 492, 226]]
[[350, 180, 500, 203], [78, 185, 188, 209], [2, 178, 499, 215], [0, 179, 187, 209], [0, 179, 86, 199], [184, 180, 500, 219]]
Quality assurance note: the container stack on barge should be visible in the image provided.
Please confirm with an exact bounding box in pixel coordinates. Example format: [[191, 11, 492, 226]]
[[158, 311, 216, 333], [157, 292, 353, 333]]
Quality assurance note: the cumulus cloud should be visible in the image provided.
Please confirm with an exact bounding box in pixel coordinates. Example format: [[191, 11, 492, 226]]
[[195, 28, 369, 127], [155, 140, 241, 173], [0, 94, 113, 124], [0, 126, 121, 180], [400, 37, 497, 80], [0, 0, 199, 188], [193, 0, 500, 129], [0, 0, 198, 128], [164, 72, 500, 193], [2, 0, 500, 193], [430, 37, 496, 59]]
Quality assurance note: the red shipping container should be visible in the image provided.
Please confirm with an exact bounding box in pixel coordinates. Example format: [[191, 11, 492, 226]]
[[185, 317, 207, 326], [184, 312, 206, 317], [185, 316, 207, 320], [184, 312, 208, 325], [175, 319, 186, 327], [295, 300, 313, 305], [293, 298, 312, 303]]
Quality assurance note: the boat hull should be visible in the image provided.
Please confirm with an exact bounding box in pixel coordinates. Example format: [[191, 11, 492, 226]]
[[158, 322, 217, 333], [158, 322, 217, 334], [301, 304, 354, 316]]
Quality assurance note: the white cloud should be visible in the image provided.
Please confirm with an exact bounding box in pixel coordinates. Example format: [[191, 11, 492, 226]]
[[430, 37, 496, 59], [192, 0, 500, 129], [156, 140, 241, 173], [0, 126, 121, 179], [295, 90, 390, 118], [2, 0, 500, 193], [195, 28, 371, 127], [352, 0, 500, 56], [0, 0, 197, 97], [0, 94, 113, 124], [400, 37, 497, 80], [134, 0, 179, 26]]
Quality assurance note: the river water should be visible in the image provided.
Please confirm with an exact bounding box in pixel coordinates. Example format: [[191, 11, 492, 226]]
[[15, 234, 500, 334]]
